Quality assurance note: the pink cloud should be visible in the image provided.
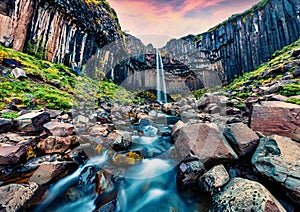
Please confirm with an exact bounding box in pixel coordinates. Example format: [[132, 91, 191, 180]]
[[108, 0, 261, 47]]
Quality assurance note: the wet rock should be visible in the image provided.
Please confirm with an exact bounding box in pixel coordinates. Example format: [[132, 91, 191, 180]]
[[226, 117, 242, 124], [224, 123, 259, 156], [78, 166, 96, 186], [0, 132, 35, 145], [196, 93, 228, 110], [69, 143, 95, 163], [250, 101, 300, 141], [95, 170, 113, 195], [210, 178, 286, 211], [90, 125, 109, 137], [20, 154, 62, 172], [11, 67, 27, 79], [37, 136, 76, 154], [29, 161, 77, 185], [96, 200, 116, 212], [0, 118, 12, 133], [0, 144, 28, 165], [43, 121, 74, 137], [14, 111, 50, 133], [0, 182, 40, 212], [176, 160, 205, 189], [171, 120, 185, 140], [173, 123, 238, 165], [203, 103, 222, 114], [199, 164, 229, 193], [107, 130, 131, 151], [252, 135, 300, 204], [46, 110, 63, 119]]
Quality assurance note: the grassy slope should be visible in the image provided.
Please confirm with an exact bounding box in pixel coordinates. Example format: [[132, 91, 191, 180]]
[[193, 37, 300, 104], [0, 45, 136, 114]]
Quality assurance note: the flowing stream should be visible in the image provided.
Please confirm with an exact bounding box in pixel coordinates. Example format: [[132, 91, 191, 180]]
[[35, 114, 210, 212]]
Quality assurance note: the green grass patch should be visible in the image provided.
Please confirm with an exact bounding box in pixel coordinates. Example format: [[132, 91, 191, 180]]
[[1, 111, 19, 119]]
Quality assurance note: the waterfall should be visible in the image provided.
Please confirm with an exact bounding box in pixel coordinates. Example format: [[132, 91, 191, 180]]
[[156, 50, 167, 103]]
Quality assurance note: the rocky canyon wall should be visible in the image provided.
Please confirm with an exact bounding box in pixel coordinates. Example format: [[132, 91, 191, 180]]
[[0, 0, 122, 67], [163, 0, 300, 83]]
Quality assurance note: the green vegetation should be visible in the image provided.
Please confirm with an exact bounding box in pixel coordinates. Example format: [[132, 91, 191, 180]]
[[0, 111, 19, 119], [286, 98, 300, 105], [278, 83, 300, 97], [0, 45, 136, 111], [192, 37, 300, 101]]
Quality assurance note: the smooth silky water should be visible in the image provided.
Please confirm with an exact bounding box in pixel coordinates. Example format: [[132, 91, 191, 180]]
[[34, 114, 210, 211]]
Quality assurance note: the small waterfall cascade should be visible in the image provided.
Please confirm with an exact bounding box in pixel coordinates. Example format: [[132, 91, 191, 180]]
[[156, 49, 168, 103]]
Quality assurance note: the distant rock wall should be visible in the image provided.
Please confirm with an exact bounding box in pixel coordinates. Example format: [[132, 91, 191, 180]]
[[0, 0, 122, 67], [163, 0, 300, 83]]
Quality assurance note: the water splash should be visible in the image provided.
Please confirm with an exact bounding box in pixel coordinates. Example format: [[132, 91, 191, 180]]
[[156, 49, 168, 103]]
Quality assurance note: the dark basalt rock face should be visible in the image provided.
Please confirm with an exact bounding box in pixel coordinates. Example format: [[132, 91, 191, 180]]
[[0, 0, 122, 67], [162, 0, 300, 84]]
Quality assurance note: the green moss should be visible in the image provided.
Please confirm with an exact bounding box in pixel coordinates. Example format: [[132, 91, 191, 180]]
[[1, 111, 19, 119], [278, 83, 300, 97], [0, 45, 135, 111], [286, 98, 300, 105]]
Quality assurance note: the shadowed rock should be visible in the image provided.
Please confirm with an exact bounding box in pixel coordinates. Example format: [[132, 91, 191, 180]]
[[210, 178, 286, 212], [224, 123, 259, 156], [252, 135, 300, 204]]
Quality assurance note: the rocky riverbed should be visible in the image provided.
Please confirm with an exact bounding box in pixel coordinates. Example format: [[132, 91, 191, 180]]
[[0, 84, 299, 211]]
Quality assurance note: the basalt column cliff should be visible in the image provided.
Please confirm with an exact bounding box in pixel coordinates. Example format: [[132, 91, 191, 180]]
[[0, 0, 122, 67], [163, 0, 300, 83]]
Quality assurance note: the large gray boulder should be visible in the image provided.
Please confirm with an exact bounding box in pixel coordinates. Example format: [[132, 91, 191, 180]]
[[0, 183, 40, 212], [0, 144, 28, 165], [250, 101, 300, 141], [43, 121, 74, 137], [224, 123, 259, 156], [14, 111, 50, 133], [252, 135, 300, 204], [29, 161, 77, 185], [172, 123, 238, 165], [199, 164, 230, 193], [210, 178, 286, 211]]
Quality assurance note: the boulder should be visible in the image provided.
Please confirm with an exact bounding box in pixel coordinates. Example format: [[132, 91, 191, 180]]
[[171, 120, 185, 139], [224, 123, 259, 156], [196, 93, 228, 110], [199, 164, 230, 193], [0, 118, 12, 133], [172, 123, 238, 165], [37, 136, 76, 154], [90, 125, 109, 137], [11, 67, 27, 79], [0, 183, 40, 212], [176, 159, 205, 189], [14, 111, 50, 133], [20, 154, 62, 172], [0, 144, 28, 165], [250, 101, 300, 141], [210, 178, 286, 211], [252, 135, 300, 204], [107, 130, 132, 151], [29, 161, 77, 185], [43, 121, 74, 137]]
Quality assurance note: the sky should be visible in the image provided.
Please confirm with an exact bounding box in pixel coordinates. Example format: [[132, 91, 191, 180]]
[[108, 0, 261, 47]]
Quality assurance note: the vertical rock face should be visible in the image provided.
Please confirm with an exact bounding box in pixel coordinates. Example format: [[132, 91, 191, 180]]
[[162, 0, 300, 83], [0, 0, 122, 67]]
